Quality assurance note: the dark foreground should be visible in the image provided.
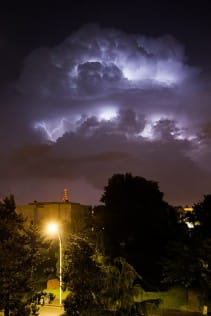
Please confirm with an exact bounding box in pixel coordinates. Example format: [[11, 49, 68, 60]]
[[0, 307, 204, 316], [162, 309, 201, 316]]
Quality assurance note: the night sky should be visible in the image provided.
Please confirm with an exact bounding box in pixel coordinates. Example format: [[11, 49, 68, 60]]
[[0, 1, 211, 206]]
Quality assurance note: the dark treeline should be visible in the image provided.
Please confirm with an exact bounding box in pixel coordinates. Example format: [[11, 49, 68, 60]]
[[1, 173, 211, 316]]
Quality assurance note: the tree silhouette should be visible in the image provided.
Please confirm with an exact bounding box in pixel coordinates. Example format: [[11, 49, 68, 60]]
[[163, 194, 211, 307], [100, 173, 180, 286], [0, 195, 51, 316]]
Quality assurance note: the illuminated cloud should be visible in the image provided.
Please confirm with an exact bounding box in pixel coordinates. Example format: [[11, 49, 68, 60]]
[[18, 24, 195, 99], [33, 105, 119, 142], [98, 107, 118, 121], [34, 120, 67, 142], [0, 24, 210, 206], [14, 24, 199, 145]]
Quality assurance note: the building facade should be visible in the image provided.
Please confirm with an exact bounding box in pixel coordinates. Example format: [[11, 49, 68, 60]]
[[16, 200, 91, 234]]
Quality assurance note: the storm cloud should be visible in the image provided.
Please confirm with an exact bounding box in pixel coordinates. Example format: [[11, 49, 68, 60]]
[[0, 24, 210, 206]]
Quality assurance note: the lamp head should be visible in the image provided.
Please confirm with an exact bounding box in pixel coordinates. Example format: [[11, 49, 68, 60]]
[[47, 222, 59, 234]]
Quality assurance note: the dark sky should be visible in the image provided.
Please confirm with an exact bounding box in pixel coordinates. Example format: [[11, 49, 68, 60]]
[[1, 1, 211, 82], [0, 1, 211, 206]]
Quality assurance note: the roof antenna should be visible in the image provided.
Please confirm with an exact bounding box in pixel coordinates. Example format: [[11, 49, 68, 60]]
[[63, 188, 69, 202]]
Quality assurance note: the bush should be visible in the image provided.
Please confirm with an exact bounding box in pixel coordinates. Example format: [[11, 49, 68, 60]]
[[31, 291, 55, 304]]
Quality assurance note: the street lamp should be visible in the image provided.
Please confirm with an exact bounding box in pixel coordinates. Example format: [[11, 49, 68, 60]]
[[47, 222, 62, 305]]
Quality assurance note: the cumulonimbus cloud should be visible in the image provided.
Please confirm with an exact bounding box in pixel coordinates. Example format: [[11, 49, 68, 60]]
[[0, 24, 210, 206], [18, 24, 195, 98]]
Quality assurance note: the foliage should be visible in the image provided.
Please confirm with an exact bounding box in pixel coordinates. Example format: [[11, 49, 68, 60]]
[[162, 240, 200, 288], [62, 233, 144, 315], [30, 303, 39, 316], [90, 205, 107, 252], [8, 302, 39, 316], [192, 195, 211, 300], [162, 194, 211, 304], [0, 195, 51, 315], [192, 194, 211, 238], [99, 173, 181, 285], [26, 221, 57, 291], [98, 256, 143, 314], [63, 235, 103, 315]]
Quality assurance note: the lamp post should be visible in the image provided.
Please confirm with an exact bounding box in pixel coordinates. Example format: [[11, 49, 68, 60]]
[[47, 222, 62, 305]]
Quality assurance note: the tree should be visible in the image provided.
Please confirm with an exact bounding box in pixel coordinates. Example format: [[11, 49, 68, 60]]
[[62, 234, 144, 316], [192, 194, 211, 238], [192, 195, 211, 304], [0, 195, 51, 316], [26, 221, 57, 292], [62, 235, 103, 315], [162, 195, 211, 308], [99, 256, 143, 314], [100, 173, 180, 286]]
